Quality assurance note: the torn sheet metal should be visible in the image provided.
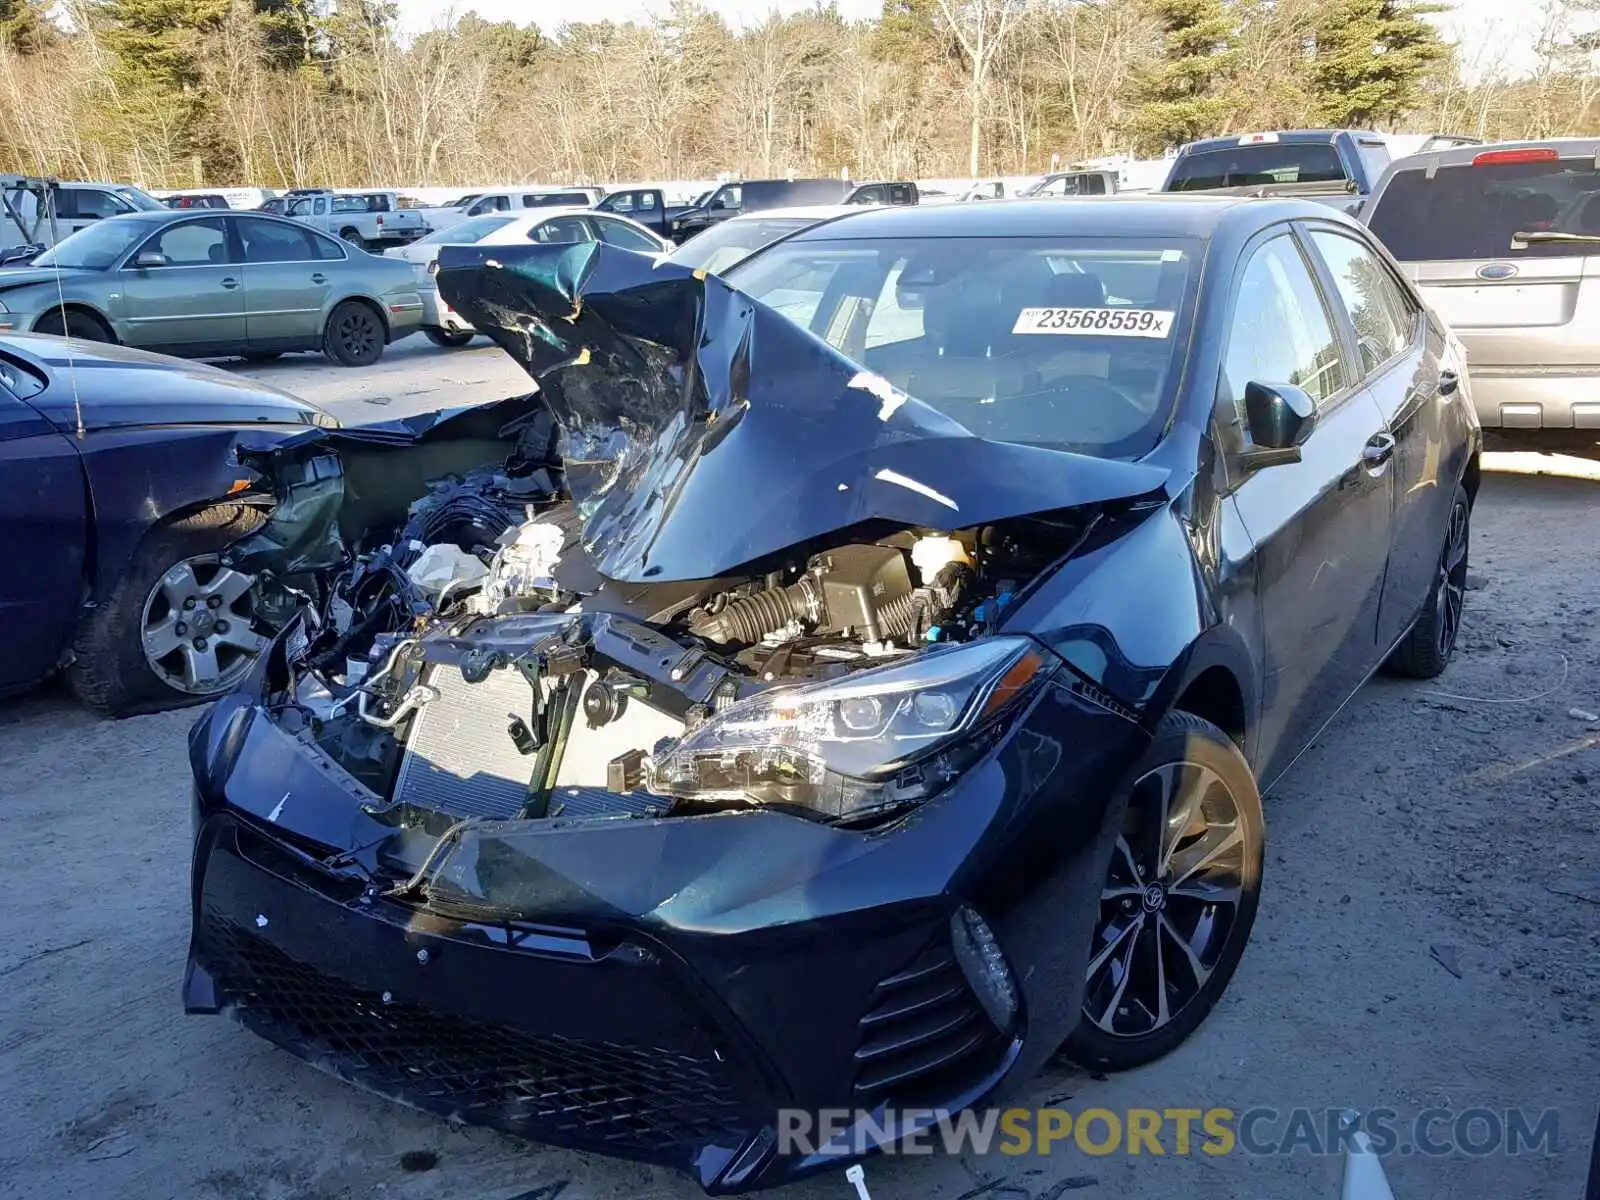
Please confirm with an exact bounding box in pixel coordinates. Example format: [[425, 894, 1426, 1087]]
[[435, 241, 1170, 584], [227, 394, 559, 577]]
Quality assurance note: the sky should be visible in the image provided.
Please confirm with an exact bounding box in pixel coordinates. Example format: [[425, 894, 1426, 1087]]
[[392, 0, 1541, 80]]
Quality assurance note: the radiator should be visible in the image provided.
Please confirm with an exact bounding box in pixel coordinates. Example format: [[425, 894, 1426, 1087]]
[[392, 662, 541, 819]]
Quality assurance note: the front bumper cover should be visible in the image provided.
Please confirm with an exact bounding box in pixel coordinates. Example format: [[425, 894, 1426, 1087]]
[[185, 644, 1146, 1190]]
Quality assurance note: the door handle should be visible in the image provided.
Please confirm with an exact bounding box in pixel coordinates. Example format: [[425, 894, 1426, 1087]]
[[1362, 432, 1396, 470], [310, 273, 327, 284], [220, 277, 239, 290], [1439, 368, 1459, 395]]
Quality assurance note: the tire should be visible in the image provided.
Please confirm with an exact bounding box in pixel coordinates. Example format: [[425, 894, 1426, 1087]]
[[35, 307, 112, 343], [1383, 483, 1470, 680], [67, 504, 268, 717], [423, 327, 474, 348], [339, 226, 367, 250], [323, 299, 386, 366], [1060, 710, 1264, 1072]]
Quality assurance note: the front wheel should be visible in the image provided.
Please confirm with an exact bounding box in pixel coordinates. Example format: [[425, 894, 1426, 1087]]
[[323, 299, 385, 366], [1061, 710, 1264, 1072], [423, 327, 474, 348], [35, 307, 112, 342], [1383, 482, 1470, 679], [67, 504, 268, 716]]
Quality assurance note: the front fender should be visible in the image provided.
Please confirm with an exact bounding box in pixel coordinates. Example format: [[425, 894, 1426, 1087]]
[[3, 283, 117, 336], [999, 500, 1260, 757], [79, 425, 304, 605]]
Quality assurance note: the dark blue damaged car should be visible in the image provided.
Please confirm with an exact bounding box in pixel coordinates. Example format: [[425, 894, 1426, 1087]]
[[0, 333, 336, 715], [185, 199, 1481, 1190]]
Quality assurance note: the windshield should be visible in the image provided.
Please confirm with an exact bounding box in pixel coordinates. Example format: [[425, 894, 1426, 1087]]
[[724, 234, 1200, 457], [1167, 143, 1347, 190], [441, 193, 482, 208], [114, 186, 167, 212], [668, 216, 817, 274], [1366, 157, 1600, 260], [34, 217, 163, 269], [414, 214, 515, 246]]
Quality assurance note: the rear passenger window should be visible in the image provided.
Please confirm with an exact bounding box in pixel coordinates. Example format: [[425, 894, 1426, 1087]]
[[1223, 234, 1349, 419], [1309, 230, 1412, 374]]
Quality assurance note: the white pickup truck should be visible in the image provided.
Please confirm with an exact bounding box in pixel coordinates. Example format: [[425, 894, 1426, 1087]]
[[284, 191, 427, 250]]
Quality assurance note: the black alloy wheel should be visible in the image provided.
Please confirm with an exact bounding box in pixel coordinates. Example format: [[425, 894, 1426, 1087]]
[[323, 300, 384, 367], [1063, 711, 1263, 1071], [1384, 482, 1471, 679]]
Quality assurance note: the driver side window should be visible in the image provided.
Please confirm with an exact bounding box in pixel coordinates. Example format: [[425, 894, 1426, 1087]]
[[1221, 234, 1349, 432], [136, 218, 231, 267]]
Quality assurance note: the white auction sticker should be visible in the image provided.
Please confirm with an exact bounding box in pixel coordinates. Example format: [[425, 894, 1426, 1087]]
[[1012, 307, 1176, 337]]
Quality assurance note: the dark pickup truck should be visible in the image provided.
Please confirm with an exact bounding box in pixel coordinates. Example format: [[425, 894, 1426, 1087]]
[[1160, 129, 1393, 215], [593, 187, 698, 239]]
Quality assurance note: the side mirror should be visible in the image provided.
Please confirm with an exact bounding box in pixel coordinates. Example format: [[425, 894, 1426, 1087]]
[[1239, 381, 1316, 469], [133, 251, 168, 268]]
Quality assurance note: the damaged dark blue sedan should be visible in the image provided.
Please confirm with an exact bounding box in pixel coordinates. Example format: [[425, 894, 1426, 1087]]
[[185, 199, 1480, 1189]]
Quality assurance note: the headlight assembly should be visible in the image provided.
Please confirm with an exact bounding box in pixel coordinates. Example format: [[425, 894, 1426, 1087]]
[[650, 637, 1051, 822]]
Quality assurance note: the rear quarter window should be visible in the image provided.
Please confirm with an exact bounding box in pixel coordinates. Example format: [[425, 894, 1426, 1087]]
[[1367, 159, 1600, 260]]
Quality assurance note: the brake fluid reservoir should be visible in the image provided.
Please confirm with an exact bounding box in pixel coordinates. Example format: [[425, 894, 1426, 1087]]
[[910, 536, 972, 586]]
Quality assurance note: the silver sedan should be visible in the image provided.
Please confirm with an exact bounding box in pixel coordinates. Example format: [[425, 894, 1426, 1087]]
[[0, 209, 423, 366]]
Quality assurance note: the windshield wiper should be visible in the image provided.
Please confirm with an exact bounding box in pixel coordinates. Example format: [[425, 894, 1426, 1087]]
[[1511, 230, 1600, 247]]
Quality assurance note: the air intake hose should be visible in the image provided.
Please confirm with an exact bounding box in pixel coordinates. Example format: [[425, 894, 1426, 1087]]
[[690, 578, 820, 644]]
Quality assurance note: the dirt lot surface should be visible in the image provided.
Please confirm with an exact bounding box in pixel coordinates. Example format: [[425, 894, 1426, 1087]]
[[1, 347, 1596, 1199]]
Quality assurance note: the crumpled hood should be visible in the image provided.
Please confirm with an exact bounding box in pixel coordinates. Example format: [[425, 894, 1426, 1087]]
[[435, 241, 1170, 584]]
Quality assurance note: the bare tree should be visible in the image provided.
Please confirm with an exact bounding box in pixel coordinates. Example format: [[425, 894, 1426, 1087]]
[[934, 0, 1025, 176]]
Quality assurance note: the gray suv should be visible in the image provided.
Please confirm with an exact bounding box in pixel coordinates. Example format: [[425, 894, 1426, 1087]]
[[1363, 139, 1600, 432]]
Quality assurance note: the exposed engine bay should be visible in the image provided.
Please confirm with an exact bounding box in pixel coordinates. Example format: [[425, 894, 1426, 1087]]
[[228, 239, 1167, 829], [247, 447, 1103, 828]]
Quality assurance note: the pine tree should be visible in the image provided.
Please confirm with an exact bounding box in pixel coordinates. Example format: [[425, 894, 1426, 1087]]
[[1311, 0, 1447, 127], [1127, 0, 1237, 153], [0, 0, 53, 55]]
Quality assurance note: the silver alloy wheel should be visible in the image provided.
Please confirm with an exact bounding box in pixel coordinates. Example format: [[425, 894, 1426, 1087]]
[[1084, 760, 1248, 1037], [139, 554, 265, 695]]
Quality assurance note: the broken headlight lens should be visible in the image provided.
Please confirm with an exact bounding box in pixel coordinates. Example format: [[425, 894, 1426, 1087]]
[[650, 637, 1051, 821]]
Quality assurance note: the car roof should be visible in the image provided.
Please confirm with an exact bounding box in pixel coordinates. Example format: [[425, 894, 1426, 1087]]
[[781, 195, 1332, 241], [1383, 136, 1600, 171], [725, 203, 864, 221], [1179, 129, 1366, 153]]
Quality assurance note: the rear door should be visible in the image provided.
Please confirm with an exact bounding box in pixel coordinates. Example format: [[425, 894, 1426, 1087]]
[[237, 216, 346, 347], [117, 216, 246, 353], [1217, 229, 1395, 784], [1301, 222, 1449, 649], [0, 355, 87, 691], [1363, 143, 1600, 429]]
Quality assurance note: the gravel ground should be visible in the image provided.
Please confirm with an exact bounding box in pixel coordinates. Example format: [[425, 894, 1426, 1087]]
[[0, 346, 1596, 1200]]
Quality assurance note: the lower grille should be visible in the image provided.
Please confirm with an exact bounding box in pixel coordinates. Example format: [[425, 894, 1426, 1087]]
[[854, 941, 1005, 1102], [202, 916, 748, 1153]]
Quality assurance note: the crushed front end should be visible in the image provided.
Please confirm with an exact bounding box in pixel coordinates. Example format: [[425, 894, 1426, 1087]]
[[185, 243, 1162, 1190]]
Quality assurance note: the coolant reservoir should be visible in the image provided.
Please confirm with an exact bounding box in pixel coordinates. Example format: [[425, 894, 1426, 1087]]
[[910, 536, 972, 586]]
